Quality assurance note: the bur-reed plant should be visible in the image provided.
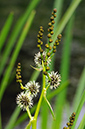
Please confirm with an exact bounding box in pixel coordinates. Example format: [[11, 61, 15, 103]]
[[0, 0, 85, 129]]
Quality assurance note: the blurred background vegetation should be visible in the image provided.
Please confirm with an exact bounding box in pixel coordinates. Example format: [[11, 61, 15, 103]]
[[0, 0, 85, 128]]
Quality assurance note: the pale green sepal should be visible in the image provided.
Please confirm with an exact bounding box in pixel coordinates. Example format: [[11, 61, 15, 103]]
[[44, 95, 55, 120], [30, 65, 43, 71]]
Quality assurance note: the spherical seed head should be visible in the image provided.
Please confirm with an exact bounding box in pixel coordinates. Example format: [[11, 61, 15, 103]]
[[48, 22, 52, 26], [34, 51, 51, 67], [53, 8, 57, 13], [45, 44, 49, 48], [49, 39, 53, 43], [16, 91, 33, 110], [50, 31, 54, 35], [25, 81, 40, 97], [48, 71, 61, 89], [47, 33, 51, 38], [40, 49, 43, 53]]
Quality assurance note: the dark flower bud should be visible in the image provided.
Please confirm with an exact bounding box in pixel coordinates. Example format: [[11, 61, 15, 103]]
[[43, 71, 48, 75], [37, 44, 40, 48], [37, 39, 41, 44], [47, 52, 51, 57], [53, 46, 56, 50], [45, 44, 49, 48], [48, 22, 52, 26], [51, 20, 55, 24], [53, 49, 56, 53], [50, 16, 54, 21], [50, 31, 54, 35], [47, 33, 51, 38], [49, 27, 53, 31], [49, 39, 53, 43], [40, 49, 43, 53], [53, 8, 57, 13], [46, 66, 50, 71], [49, 46, 52, 50]]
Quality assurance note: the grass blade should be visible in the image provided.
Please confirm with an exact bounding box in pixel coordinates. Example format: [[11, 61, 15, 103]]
[[0, 10, 36, 102], [78, 115, 85, 129], [0, 0, 40, 76], [0, 13, 14, 52], [73, 68, 85, 111], [71, 90, 85, 129], [5, 107, 20, 129]]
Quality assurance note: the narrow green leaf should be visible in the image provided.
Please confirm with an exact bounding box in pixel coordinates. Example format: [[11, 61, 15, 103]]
[[0, 0, 40, 76], [0, 13, 14, 51], [78, 115, 85, 129], [0, 11, 36, 102], [44, 96, 55, 120], [73, 68, 85, 111], [5, 107, 20, 129], [71, 90, 85, 129], [0, 107, 2, 129]]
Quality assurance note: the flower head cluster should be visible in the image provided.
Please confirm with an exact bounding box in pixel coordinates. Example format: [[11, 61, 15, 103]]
[[47, 71, 61, 89], [16, 91, 33, 110], [25, 81, 40, 97], [16, 80, 40, 110], [34, 51, 51, 67]]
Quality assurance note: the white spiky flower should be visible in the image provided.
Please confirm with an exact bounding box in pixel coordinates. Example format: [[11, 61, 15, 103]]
[[34, 51, 51, 67], [16, 91, 33, 110], [25, 81, 40, 97], [48, 71, 61, 89]]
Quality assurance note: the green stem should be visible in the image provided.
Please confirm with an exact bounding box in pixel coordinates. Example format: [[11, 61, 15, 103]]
[[26, 107, 32, 120], [32, 64, 46, 129]]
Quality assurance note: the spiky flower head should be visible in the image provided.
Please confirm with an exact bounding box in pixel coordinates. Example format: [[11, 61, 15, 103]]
[[48, 71, 61, 89], [25, 81, 40, 97], [34, 51, 51, 67], [16, 91, 33, 110]]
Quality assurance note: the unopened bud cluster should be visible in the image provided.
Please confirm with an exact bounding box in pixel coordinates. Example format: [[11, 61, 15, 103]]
[[34, 9, 62, 79], [16, 63, 22, 83], [16, 8, 62, 112], [63, 112, 76, 129]]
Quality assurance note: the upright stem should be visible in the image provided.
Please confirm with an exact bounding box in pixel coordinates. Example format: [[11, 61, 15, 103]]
[[32, 64, 46, 129]]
